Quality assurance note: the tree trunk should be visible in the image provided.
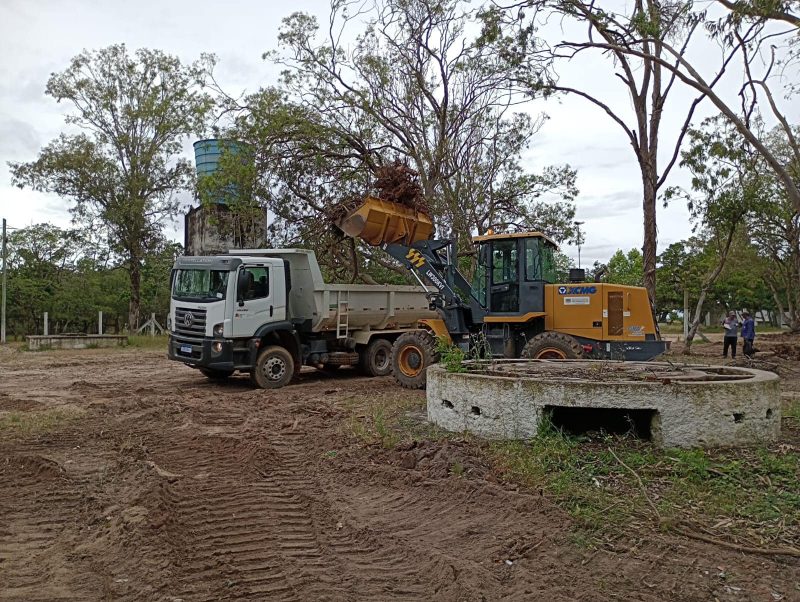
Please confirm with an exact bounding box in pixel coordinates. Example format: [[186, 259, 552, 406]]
[[788, 295, 800, 333], [128, 259, 142, 332], [683, 288, 709, 353], [642, 169, 658, 305], [767, 282, 785, 329], [683, 225, 737, 354]]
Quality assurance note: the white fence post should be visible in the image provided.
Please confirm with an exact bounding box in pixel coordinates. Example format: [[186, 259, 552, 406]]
[[98, 311, 103, 335], [43, 312, 48, 336], [150, 313, 156, 337]]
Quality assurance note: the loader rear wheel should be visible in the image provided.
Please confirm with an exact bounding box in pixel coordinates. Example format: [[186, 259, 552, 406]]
[[251, 345, 295, 389], [521, 332, 582, 360], [391, 330, 439, 389], [360, 338, 393, 377]]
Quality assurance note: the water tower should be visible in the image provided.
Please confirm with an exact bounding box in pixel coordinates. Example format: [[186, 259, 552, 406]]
[[184, 139, 268, 255]]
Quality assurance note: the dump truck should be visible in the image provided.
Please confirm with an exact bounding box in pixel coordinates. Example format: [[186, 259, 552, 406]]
[[336, 196, 670, 388], [167, 249, 437, 388]]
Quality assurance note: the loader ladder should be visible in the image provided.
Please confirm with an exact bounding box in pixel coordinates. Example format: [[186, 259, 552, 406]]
[[336, 290, 350, 339]]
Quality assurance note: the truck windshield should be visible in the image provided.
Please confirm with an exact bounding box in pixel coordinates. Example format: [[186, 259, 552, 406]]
[[173, 269, 229, 302]]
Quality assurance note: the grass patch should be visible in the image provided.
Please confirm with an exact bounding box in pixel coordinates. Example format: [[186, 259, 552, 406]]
[[339, 392, 799, 551], [0, 407, 83, 436], [341, 391, 460, 449], [345, 394, 425, 448], [784, 398, 800, 421], [127, 334, 169, 349], [488, 422, 800, 548]]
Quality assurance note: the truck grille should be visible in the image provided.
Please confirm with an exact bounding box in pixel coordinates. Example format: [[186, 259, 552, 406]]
[[174, 307, 207, 338]]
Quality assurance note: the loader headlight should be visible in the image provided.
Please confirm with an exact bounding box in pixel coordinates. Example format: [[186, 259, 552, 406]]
[[213, 322, 224, 337]]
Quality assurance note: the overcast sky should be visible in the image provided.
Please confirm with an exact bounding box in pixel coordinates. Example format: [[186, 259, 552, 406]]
[[0, 0, 791, 266]]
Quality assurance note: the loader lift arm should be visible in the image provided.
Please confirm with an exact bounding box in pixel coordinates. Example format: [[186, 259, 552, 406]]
[[381, 239, 474, 339]]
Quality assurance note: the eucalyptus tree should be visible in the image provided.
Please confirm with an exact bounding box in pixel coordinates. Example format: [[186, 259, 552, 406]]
[[745, 125, 800, 330], [666, 117, 765, 351], [10, 45, 214, 329], [479, 0, 772, 303]]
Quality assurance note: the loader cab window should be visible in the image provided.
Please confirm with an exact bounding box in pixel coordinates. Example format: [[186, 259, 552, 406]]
[[472, 243, 489, 307], [524, 237, 557, 283], [490, 240, 519, 312], [491, 240, 518, 284]]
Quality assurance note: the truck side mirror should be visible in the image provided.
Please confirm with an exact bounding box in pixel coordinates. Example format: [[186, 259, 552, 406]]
[[236, 269, 250, 303]]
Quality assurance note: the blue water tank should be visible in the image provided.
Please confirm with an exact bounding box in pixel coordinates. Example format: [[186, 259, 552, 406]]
[[193, 139, 244, 205]]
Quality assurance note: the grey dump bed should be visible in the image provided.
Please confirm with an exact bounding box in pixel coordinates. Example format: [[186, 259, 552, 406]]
[[233, 249, 436, 332]]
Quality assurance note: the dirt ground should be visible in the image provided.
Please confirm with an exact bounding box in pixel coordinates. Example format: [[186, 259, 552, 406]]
[[0, 338, 798, 601]]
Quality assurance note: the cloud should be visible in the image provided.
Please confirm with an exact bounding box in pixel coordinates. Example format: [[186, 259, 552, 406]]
[[576, 190, 640, 220], [0, 116, 41, 157]]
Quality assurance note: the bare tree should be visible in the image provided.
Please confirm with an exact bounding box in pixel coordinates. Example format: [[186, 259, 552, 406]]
[[270, 0, 578, 251], [481, 0, 760, 304]]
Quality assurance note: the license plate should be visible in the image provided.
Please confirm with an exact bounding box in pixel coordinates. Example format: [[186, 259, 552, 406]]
[[180, 345, 192, 354]]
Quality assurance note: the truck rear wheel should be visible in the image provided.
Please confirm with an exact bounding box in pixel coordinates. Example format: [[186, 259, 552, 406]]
[[251, 345, 295, 389], [360, 338, 393, 377], [391, 331, 438, 389], [199, 368, 234, 380], [521, 332, 582, 360]]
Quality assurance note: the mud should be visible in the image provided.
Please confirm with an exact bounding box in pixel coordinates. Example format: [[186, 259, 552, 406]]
[[0, 346, 798, 601]]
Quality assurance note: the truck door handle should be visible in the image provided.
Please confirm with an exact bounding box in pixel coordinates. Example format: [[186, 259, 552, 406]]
[[270, 305, 274, 317]]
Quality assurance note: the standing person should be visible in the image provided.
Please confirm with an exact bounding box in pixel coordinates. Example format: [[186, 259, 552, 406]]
[[722, 311, 739, 358], [741, 311, 756, 358]]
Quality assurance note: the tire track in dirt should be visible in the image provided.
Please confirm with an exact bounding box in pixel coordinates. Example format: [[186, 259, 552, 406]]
[[258, 428, 433, 599], [0, 455, 99, 601], [149, 431, 336, 601]]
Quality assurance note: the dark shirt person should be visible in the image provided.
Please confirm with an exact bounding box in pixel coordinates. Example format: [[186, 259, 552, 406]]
[[741, 311, 756, 358], [721, 311, 739, 359]]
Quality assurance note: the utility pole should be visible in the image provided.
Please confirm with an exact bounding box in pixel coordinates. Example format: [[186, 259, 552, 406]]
[[574, 221, 585, 269], [1, 218, 6, 344]]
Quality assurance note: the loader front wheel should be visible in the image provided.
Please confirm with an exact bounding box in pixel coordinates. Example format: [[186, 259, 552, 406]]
[[521, 332, 582, 360], [391, 330, 438, 389]]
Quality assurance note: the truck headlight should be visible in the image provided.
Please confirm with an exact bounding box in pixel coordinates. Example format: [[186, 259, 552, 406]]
[[213, 323, 224, 337], [212, 341, 223, 354]]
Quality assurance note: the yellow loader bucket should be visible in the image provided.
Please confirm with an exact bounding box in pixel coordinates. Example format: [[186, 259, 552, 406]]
[[336, 196, 434, 246]]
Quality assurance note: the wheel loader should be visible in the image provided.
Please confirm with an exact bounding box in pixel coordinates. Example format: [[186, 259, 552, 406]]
[[336, 196, 669, 388]]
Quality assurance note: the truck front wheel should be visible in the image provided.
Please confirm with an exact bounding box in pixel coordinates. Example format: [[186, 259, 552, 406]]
[[391, 331, 438, 389], [360, 338, 393, 377], [251, 345, 295, 389]]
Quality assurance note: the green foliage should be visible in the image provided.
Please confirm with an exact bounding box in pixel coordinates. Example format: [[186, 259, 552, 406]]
[[3, 223, 178, 336], [552, 251, 575, 282], [490, 433, 800, 544], [436, 338, 467, 373], [9, 44, 213, 328], [605, 248, 644, 286]]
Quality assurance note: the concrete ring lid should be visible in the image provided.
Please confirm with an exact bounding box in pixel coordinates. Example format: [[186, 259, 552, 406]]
[[426, 360, 781, 448], [446, 359, 779, 386]]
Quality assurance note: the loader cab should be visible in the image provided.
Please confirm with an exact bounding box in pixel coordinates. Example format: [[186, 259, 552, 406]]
[[470, 232, 558, 318]]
